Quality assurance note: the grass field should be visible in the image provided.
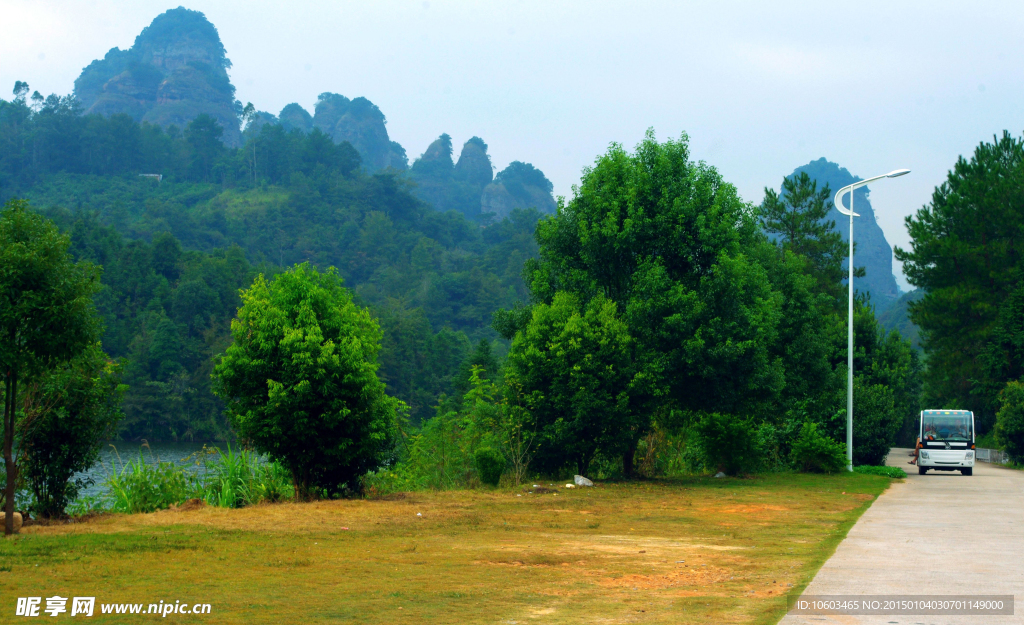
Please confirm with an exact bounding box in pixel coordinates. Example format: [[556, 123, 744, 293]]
[[0, 472, 893, 624]]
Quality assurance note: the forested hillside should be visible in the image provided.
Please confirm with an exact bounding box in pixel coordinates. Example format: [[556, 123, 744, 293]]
[[0, 90, 542, 438]]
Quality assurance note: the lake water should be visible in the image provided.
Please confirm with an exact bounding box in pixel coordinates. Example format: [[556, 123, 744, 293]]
[[74, 441, 229, 500]]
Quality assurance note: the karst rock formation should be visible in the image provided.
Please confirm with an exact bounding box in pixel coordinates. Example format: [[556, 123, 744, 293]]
[[74, 7, 242, 146]]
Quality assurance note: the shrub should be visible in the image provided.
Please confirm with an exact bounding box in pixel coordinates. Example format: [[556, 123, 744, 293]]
[[850, 381, 900, 466], [213, 264, 401, 499], [854, 465, 906, 479], [995, 380, 1024, 464], [474, 447, 504, 487], [789, 422, 847, 474], [694, 413, 762, 476], [20, 344, 124, 519]]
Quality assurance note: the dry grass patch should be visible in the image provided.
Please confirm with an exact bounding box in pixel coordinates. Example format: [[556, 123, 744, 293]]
[[0, 472, 891, 624]]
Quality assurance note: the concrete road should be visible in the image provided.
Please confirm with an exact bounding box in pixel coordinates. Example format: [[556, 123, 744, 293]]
[[779, 449, 1024, 625]]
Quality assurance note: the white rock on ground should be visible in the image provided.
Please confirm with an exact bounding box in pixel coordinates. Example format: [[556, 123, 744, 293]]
[[574, 475, 594, 487]]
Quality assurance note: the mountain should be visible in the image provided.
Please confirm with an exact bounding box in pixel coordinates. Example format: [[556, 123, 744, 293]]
[[483, 161, 557, 219], [279, 103, 313, 134], [311, 93, 407, 171], [74, 7, 241, 146], [786, 158, 901, 309], [878, 288, 923, 349], [66, 8, 553, 217], [409, 135, 556, 221]]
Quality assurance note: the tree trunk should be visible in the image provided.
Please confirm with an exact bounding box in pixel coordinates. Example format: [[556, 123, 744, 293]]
[[622, 438, 638, 479], [4, 370, 17, 535]]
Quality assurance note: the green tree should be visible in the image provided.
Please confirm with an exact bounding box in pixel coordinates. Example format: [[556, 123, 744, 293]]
[[760, 171, 849, 297], [213, 263, 400, 498], [0, 199, 101, 533], [503, 293, 645, 475], [184, 114, 224, 182], [519, 131, 782, 469], [895, 132, 1024, 430], [19, 343, 125, 518], [994, 380, 1024, 463]]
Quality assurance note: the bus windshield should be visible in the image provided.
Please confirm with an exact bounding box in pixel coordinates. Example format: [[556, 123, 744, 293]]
[[922, 413, 972, 443]]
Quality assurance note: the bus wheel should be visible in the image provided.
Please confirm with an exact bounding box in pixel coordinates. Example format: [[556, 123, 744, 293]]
[[962, 468, 972, 476], [918, 466, 928, 475]]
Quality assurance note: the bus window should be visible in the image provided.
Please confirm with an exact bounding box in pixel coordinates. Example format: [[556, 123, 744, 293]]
[[921, 413, 972, 442]]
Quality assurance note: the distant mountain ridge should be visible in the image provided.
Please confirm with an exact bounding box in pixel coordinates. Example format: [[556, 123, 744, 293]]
[[71, 8, 557, 220], [786, 158, 901, 309]]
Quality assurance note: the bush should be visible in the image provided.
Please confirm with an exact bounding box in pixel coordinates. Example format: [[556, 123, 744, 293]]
[[474, 447, 504, 487], [995, 380, 1024, 464], [694, 413, 762, 476], [213, 264, 400, 499], [20, 344, 124, 518], [851, 381, 900, 466], [854, 465, 906, 478], [789, 422, 847, 474]]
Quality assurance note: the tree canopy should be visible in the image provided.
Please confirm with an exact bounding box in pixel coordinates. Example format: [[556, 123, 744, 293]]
[[213, 263, 400, 498], [896, 131, 1024, 429]]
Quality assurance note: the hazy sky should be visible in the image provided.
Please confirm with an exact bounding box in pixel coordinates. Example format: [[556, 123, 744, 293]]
[[4, 1, 1022, 289]]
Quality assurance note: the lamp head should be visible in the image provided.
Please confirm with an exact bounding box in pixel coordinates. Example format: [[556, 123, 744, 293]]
[[886, 169, 910, 178]]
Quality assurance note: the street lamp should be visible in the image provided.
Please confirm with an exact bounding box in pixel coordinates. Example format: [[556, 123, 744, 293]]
[[834, 168, 910, 471]]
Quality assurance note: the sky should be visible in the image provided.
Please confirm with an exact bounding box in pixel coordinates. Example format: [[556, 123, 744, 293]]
[[3, 0, 1022, 290]]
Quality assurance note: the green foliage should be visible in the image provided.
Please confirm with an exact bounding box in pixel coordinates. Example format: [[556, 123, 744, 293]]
[[761, 171, 846, 297], [20, 344, 125, 518], [474, 447, 504, 487], [518, 131, 782, 472], [896, 131, 1024, 431], [104, 445, 292, 513], [853, 465, 907, 479], [877, 289, 923, 350], [789, 422, 847, 474], [0, 199, 103, 531], [995, 380, 1024, 464], [195, 445, 293, 508], [213, 263, 400, 498], [106, 452, 194, 514], [694, 412, 762, 476], [49, 211, 256, 441], [504, 293, 642, 475], [363, 365, 533, 494]]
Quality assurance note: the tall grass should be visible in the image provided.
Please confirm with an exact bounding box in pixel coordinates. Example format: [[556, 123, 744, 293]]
[[103, 444, 292, 514], [200, 445, 292, 508]]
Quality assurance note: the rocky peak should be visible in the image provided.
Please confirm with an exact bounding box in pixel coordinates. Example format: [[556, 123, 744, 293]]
[[416, 134, 455, 170], [312, 93, 406, 171], [73, 7, 240, 145], [279, 103, 313, 134], [454, 137, 493, 189], [481, 161, 557, 220], [785, 158, 900, 308]]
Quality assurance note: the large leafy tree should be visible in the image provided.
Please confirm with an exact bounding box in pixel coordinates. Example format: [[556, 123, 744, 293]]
[[515, 131, 783, 472], [0, 199, 100, 533], [213, 263, 400, 498], [895, 131, 1024, 429]]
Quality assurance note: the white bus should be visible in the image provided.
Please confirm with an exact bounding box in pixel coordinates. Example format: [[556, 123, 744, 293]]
[[917, 409, 975, 476]]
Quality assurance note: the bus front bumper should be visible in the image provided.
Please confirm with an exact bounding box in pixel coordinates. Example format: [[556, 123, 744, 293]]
[[919, 450, 974, 469]]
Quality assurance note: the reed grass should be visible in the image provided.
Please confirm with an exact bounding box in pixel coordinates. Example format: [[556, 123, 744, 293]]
[[100, 444, 292, 513]]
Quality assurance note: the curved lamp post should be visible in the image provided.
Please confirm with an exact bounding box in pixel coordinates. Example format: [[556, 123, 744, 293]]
[[834, 169, 910, 471]]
